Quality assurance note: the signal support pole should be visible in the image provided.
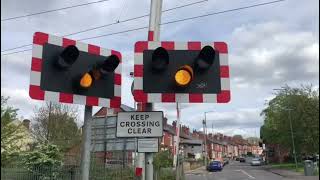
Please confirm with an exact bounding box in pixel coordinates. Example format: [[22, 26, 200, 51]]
[[80, 106, 92, 180], [203, 115, 207, 167], [174, 103, 181, 180], [144, 1, 163, 180]]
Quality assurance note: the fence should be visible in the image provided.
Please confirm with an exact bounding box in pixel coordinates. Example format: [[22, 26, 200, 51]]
[[1, 152, 135, 180], [2, 151, 180, 180], [1, 166, 81, 180], [1, 166, 177, 180], [1, 165, 135, 180]]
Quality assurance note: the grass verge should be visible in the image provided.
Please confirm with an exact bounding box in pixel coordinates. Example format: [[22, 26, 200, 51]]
[[270, 162, 320, 175]]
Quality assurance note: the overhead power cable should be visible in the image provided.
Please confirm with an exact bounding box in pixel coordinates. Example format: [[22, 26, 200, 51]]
[[1, 0, 208, 53], [1, 0, 111, 21], [161, 0, 286, 25], [1, 0, 286, 56]]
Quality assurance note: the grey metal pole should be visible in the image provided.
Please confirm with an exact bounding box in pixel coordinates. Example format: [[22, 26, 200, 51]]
[[145, 0, 162, 180], [145, 103, 155, 180], [175, 103, 181, 180], [288, 109, 298, 171], [80, 106, 92, 180], [203, 113, 207, 167], [47, 102, 52, 142]]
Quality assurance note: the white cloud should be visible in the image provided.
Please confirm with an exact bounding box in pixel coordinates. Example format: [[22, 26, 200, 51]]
[[230, 21, 319, 88]]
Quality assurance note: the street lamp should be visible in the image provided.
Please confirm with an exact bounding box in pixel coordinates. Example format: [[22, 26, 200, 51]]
[[203, 111, 214, 167], [273, 88, 298, 172], [281, 107, 298, 172]]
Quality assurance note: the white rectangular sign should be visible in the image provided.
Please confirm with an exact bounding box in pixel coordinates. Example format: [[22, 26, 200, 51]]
[[116, 111, 163, 137], [138, 138, 159, 153]]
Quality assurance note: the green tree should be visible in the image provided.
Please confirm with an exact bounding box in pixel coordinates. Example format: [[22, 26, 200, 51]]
[[21, 143, 63, 179], [22, 143, 62, 169], [31, 102, 81, 152], [260, 85, 319, 158], [1, 96, 24, 167]]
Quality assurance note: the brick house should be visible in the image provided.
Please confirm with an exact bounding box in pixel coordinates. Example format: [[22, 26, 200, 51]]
[[64, 105, 263, 166], [160, 118, 175, 152]]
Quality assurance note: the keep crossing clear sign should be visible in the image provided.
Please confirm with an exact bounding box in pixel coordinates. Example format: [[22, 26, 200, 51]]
[[116, 111, 163, 137]]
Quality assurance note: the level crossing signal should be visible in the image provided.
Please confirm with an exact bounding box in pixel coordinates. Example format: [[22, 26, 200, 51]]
[[29, 32, 122, 108], [133, 41, 231, 103]]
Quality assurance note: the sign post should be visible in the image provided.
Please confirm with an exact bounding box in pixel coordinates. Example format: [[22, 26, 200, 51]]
[[174, 103, 181, 180], [116, 111, 163, 180], [80, 106, 92, 180]]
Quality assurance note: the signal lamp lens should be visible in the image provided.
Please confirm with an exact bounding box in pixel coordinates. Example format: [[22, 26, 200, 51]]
[[57, 45, 79, 69], [152, 47, 169, 71], [80, 73, 93, 88], [194, 46, 215, 71], [100, 55, 120, 76], [175, 65, 193, 86]]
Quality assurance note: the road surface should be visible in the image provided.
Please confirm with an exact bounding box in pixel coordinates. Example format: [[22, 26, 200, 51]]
[[185, 160, 309, 180]]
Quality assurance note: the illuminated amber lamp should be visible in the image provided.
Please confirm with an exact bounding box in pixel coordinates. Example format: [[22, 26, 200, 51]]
[[175, 65, 193, 86], [80, 73, 93, 88]]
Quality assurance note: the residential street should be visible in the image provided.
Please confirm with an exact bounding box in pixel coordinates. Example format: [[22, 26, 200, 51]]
[[185, 160, 319, 180]]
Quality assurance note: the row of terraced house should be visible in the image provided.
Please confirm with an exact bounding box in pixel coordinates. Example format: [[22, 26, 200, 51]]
[[161, 117, 263, 161], [64, 105, 263, 166]]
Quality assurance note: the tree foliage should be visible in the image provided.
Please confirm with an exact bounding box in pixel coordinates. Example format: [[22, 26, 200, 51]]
[[260, 85, 319, 157], [31, 102, 81, 152], [21, 143, 63, 179], [1, 96, 25, 166], [22, 143, 63, 169], [154, 150, 173, 169]]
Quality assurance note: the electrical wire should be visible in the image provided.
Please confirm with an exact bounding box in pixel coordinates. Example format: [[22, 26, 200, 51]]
[[116, 0, 127, 23], [1, 0, 111, 22], [161, 0, 286, 26], [1, 0, 286, 56], [1, 0, 208, 53]]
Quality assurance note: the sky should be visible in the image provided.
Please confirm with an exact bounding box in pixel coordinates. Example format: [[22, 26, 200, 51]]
[[1, 0, 319, 138]]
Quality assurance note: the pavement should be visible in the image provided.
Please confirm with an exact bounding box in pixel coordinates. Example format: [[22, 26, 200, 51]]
[[185, 160, 319, 180]]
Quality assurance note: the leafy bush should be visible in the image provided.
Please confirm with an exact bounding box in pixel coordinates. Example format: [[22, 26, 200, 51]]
[[158, 168, 175, 180], [154, 150, 173, 169], [21, 143, 63, 179]]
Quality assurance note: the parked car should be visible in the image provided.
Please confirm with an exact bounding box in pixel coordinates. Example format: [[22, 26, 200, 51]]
[[214, 158, 224, 165], [223, 158, 229, 166], [250, 158, 262, 166], [235, 156, 240, 161], [239, 157, 246, 163], [207, 161, 223, 172]]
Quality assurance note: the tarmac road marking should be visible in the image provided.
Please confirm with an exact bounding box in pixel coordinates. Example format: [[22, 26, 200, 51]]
[[235, 169, 256, 179], [202, 174, 209, 180]]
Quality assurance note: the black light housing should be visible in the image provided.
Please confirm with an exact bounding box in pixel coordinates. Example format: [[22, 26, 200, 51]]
[[99, 55, 120, 77], [152, 47, 169, 72], [194, 46, 215, 71], [57, 45, 79, 69]]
